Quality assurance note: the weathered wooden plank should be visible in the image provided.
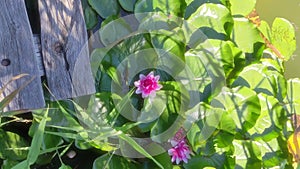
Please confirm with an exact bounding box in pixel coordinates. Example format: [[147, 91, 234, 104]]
[[39, 0, 95, 100], [0, 0, 45, 111]]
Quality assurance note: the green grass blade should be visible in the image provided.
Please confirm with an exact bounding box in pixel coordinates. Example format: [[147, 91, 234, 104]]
[[11, 160, 28, 169], [118, 133, 164, 169], [27, 108, 48, 166]]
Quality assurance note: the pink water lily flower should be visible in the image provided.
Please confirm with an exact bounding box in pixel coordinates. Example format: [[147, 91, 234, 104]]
[[134, 71, 162, 98], [168, 128, 192, 164], [168, 139, 192, 164]]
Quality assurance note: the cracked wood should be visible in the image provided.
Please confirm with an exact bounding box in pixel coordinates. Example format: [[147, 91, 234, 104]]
[[39, 0, 95, 100], [0, 0, 45, 111]]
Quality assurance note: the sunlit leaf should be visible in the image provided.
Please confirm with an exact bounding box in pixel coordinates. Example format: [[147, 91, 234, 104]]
[[233, 140, 262, 168], [232, 18, 264, 54], [187, 3, 233, 40], [135, 0, 186, 17], [212, 87, 261, 133], [0, 130, 28, 160], [230, 0, 256, 16], [248, 94, 284, 141], [271, 17, 296, 61]]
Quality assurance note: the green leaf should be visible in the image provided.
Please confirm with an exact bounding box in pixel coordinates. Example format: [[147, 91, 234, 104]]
[[259, 138, 288, 168], [229, 0, 256, 16], [95, 34, 152, 84], [150, 81, 189, 142], [271, 17, 296, 61], [149, 30, 186, 62], [100, 16, 132, 46], [232, 18, 264, 54], [184, 0, 225, 19], [0, 130, 28, 160], [185, 45, 226, 102], [285, 78, 300, 115], [153, 152, 173, 169], [187, 3, 233, 39], [232, 63, 287, 102], [185, 50, 211, 95], [88, 0, 120, 18], [233, 140, 262, 168], [59, 164, 72, 169], [93, 153, 137, 169], [29, 119, 63, 151], [135, 0, 186, 17], [212, 87, 261, 133], [191, 39, 244, 82], [12, 109, 49, 169], [137, 12, 183, 32], [187, 103, 224, 151], [248, 94, 284, 141], [84, 6, 98, 30], [261, 49, 284, 74], [11, 160, 28, 169], [75, 139, 92, 150], [1, 159, 19, 169], [118, 0, 137, 12], [118, 133, 164, 169], [184, 153, 230, 169], [214, 131, 234, 148], [27, 109, 49, 165], [258, 20, 272, 42]]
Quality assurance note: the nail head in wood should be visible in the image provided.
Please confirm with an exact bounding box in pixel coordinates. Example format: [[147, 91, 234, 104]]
[[1, 59, 11, 66]]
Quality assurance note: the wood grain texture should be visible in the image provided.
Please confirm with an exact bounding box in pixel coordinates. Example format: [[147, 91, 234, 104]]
[[0, 0, 45, 111], [39, 0, 95, 100]]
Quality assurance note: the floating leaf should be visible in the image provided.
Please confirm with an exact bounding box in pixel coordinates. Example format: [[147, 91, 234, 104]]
[[285, 78, 300, 115], [118, 0, 137, 12], [99, 16, 132, 46], [271, 17, 296, 61], [88, 0, 120, 18], [212, 87, 261, 133], [232, 63, 286, 102], [135, 0, 186, 17], [233, 140, 262, 168], [248, 94, 284, 141], [187, 3, 233, 39], [232, 18, 264, 54], [84, 6, 98, 30], [93, 153, 138, 169], [230, 0, 256, 16]]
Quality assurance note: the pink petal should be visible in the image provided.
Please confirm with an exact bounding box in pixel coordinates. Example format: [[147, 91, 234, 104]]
[[148, 71, 154, 77], [170, 140, 178, 147], [182, 157, 188, 163], [168, 149, 173, 155], [135, 88, 142, 94], [156, 84, 162, 90], [134, 81, 140, 87], [171, 156, 176, 163], [139, 74, 146, 79], [154, 75, 160, 81], [141, 92, 148, 98]]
